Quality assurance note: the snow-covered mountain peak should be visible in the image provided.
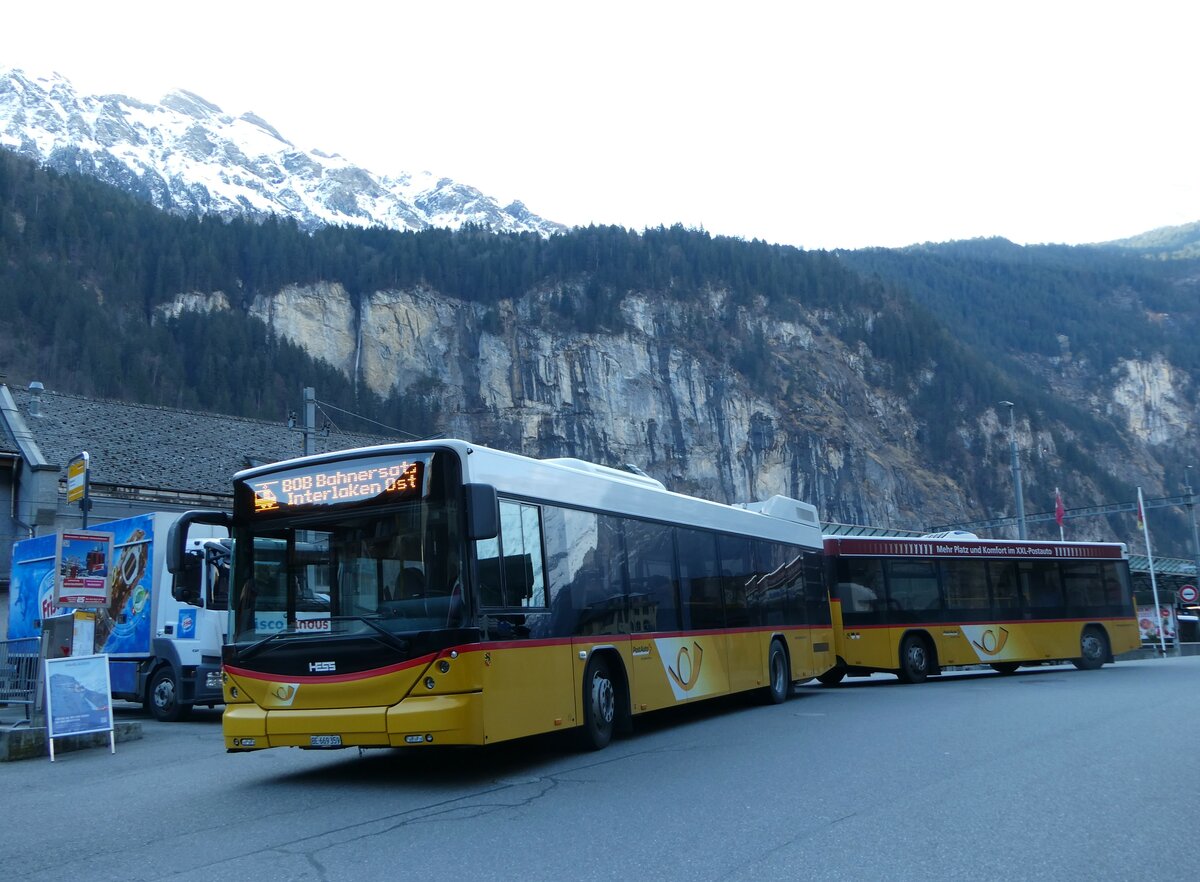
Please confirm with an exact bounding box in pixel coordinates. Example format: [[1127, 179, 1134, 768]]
[[0, 66, 566, 237]]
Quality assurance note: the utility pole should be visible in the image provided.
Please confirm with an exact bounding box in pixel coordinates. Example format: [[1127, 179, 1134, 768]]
[[999, 400, 1027, 539], [288, 386, 320, 456], [1186, 466, 1200, 581]]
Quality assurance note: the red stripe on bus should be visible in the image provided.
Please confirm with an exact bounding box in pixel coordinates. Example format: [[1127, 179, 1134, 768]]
[[224, 654, 437, 684]]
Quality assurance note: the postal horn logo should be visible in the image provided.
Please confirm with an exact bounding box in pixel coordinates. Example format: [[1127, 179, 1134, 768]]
[[270, 683, 299, 705], [667, 642, 704, 691], [971, 626, 1010, 656]]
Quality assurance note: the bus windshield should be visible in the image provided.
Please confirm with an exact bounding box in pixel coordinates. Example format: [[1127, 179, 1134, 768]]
[[230, 451, 465, 643]]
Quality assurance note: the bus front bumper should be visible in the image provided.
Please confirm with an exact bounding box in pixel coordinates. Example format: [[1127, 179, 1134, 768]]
[[223, 692, 484, 751]]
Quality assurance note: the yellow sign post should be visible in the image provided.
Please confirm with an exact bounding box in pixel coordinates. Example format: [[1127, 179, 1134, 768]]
[[66, 451, 91, 527]]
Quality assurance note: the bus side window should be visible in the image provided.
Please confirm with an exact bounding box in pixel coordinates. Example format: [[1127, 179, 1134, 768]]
[[886, 560, 941, 613], [987, 561, 1020, 609], [626, 520, 678, 631], [718, 535, 753, 628], [676, 528, 722, 630], [839, 558, 884, 614], [475, 535, 504, 607]]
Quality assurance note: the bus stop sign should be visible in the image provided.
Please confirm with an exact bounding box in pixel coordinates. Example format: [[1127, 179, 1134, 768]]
[[1179, 585, 1198, 604]]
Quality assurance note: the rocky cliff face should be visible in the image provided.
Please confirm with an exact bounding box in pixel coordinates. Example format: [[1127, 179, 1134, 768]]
[[157, 282, 989, 532], [144, 265, 1200, 554]]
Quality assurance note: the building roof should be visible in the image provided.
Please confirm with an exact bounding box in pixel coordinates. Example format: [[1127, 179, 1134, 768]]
[[3, 383, 393, 497]]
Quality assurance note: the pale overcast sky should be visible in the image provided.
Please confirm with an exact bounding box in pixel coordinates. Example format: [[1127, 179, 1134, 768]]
[[2, 1, 1196, 250]]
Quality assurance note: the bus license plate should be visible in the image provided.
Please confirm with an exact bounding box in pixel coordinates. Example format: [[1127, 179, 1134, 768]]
[[310, 735, 342, 748]]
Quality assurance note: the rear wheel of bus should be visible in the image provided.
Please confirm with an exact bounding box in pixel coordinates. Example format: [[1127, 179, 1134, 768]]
[[579, 655, 617, 750], [898, 634, 931, 684], [1072, 626, 1109, 671], [761, 639, 790, 704]]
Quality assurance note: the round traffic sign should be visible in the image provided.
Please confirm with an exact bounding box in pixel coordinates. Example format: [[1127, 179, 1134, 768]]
[[1179, 584, 1199, 604]]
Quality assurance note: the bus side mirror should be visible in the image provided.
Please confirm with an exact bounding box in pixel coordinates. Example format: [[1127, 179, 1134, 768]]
[[465, 484, 499, 541]]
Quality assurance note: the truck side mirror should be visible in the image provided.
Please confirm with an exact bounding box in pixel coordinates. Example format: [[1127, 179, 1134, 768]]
[[464, 484, 499, 541], [173, 553, 203, 605], [167, 510, 232, 575]]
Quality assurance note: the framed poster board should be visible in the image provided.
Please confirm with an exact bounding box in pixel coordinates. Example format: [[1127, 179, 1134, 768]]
[[44, 653, 115, 761]]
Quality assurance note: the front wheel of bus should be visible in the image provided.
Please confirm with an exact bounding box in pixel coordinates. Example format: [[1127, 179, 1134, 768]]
[[1073, 626, 1108, 671], [148, 667, 191, 722], [990, 662, 1020, 675], [579, 656, 616, 750], [762, 640, 789, 704], [898, 635, 930, 684]]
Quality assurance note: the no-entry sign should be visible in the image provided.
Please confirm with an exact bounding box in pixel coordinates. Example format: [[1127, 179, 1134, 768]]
[[1179, 584, 1199, 604]]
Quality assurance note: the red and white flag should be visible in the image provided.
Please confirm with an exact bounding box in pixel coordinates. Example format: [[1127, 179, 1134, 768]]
[[1054, 488, 1065, 527], [1136, 488, 1145, 531]]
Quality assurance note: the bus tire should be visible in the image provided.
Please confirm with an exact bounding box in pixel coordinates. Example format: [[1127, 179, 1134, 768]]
[[1072, 626, 1108, 671], [578, 655, 616, 750], [762, 639, 790, 704], [990, 662, 1020, 675], [817, 666, 846, 687], [148, 666, 192, 722], [898, 634, 931, 684]]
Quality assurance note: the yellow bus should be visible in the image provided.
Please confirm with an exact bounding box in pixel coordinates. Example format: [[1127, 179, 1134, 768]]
[[207, 440, 834, 752], [818, 534, 1141, 685]]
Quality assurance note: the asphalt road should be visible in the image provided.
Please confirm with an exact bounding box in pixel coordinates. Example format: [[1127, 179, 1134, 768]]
[[4, 657, 1197, 882]]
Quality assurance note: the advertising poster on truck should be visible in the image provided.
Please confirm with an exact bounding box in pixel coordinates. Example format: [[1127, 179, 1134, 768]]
[[54, 529, 113, 607], [9, 515, 155, 656]]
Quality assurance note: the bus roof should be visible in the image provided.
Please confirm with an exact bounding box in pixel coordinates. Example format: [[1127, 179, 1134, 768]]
[[234, 439, 823, 549]]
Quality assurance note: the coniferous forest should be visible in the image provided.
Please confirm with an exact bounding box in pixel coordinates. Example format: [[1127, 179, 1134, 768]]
[[4, 145, 1200, 549]]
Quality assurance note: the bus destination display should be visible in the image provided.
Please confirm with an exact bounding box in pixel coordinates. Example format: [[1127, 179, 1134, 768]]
[[251, 458, 424, 514]]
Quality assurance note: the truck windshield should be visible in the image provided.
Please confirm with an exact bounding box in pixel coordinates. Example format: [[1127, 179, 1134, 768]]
[[230, 453, 464, 643]]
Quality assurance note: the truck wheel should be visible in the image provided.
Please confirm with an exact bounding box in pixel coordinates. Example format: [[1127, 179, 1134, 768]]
[[148, 667, 192, 722]]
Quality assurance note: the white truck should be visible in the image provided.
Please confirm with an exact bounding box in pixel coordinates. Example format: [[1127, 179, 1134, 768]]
[[7, 510, 231, 721]]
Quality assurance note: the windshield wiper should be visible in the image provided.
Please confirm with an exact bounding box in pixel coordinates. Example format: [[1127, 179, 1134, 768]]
[[329, 616, 410, 653], [236, 630, 291, 662]]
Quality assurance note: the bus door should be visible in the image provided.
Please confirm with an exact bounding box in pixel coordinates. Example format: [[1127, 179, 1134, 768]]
[[672, 529, 732, 701], [756, 541, 815, 680], [625, 520, 690, 711], [477, 500, 576, 743], [1015, 560, 1068, 660], [718, 534, 759, 694], [834, 557, 892, 670], [884, 559, 945, 665]]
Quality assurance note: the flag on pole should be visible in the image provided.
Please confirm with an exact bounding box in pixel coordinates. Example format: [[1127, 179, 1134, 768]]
[[1136, 491, 1145, 530], [1054, 488, 1065, 540]]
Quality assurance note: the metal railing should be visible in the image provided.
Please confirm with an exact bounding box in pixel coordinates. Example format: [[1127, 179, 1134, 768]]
[[0, 637, 40, 728]]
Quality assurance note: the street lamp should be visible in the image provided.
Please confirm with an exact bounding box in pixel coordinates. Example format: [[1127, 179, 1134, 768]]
[[999, 401, 1028, 539]]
